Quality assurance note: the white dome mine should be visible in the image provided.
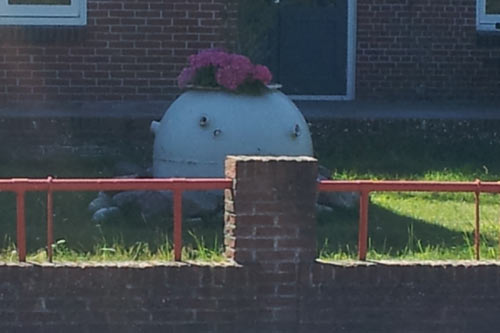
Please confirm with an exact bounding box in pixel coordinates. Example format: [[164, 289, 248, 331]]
[[151, 88, 313, 178]]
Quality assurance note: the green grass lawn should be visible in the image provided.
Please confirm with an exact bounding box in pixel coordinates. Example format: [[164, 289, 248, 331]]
[[318, 188, 500, 261], [0, 189, 224, 263], [313, 119, 500, 261], [1, 119, 500, 262], [0, 158, 224, 263]]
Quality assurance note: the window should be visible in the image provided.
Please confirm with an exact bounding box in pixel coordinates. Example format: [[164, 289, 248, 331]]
[[0, 0, 86, 26], [477, 0, 500, 32]]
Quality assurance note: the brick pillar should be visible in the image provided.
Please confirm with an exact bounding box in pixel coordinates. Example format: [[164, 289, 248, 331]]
[[224, 155, 318, 329]]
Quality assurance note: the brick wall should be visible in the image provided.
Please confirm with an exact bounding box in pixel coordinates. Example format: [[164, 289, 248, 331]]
[[4, 262, 500, 333], [0, 263, 256, 332], [2, 156, 500, 332], [357, 0, 500, 100], [301, 262, 500, 332], [0, 0, 236, 104], [2, 0, 497, 104]]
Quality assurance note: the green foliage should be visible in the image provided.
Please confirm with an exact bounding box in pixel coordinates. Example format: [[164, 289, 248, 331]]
[[0, 235, 226, 263], [184, 231, 224, 262], [193, 66, 219, 88], [234, 0, 277, 63], [190, 65, 270, 95]]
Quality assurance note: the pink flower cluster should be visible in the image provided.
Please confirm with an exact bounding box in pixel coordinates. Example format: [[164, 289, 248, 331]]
[[177, 49, 272, 92]]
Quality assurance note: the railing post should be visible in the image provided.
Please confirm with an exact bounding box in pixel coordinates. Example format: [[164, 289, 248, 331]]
[[47, 176, 54, 263], [16, 190, 26, 262], [474, 189, 480, 261], [173, 190, 183, 261], [358, 189, 370, 261]]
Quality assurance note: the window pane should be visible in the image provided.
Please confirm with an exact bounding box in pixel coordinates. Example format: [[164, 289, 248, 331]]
[[486, 0, 500, 14], [8, 0, 71, 4]]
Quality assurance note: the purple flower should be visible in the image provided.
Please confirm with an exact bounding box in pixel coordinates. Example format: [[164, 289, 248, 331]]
[[216, 54, 254, 91], [189, 49, 231, 69], [253, 65, 272, 85], [177, 67, 196, 88], [177, 49, 274, 92]]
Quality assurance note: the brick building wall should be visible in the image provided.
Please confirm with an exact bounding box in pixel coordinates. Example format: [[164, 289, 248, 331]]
[[1, 0, 497, 104], [2, 156, 500, 332], [0, 0, 235, 104], [356, 0, 500, 101]]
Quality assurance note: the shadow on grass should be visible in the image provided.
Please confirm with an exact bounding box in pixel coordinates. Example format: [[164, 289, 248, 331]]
[[317, 203, 489, 257], [311, 119, 500, 258]]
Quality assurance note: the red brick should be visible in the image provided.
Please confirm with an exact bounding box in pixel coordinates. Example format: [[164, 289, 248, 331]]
[[235, 238, 274, 250], [196, 310, 236, 322], [121, 18, 147, 25], [232, 249, 255, 263], [255, 250, 298, 262], [255, 227, 298, 238], [277, 238, 315, 249], [150, 310, 195, 322]]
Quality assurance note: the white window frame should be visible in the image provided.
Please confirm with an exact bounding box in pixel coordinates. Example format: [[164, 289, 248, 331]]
[[477, 0, 500, 32], [0, 0, 86, 26]]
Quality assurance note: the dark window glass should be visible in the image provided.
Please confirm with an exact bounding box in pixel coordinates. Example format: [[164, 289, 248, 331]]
[[487, 0, 500, 14]]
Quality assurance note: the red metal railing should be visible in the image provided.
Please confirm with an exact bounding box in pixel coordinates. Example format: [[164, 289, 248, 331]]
[[2, 177, 499, 262], [318, 179, 499, 261], [0, 177, 232, 262]]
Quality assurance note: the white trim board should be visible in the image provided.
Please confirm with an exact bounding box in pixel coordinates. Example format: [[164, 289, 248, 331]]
[[477, 0, 500, 32], [0, 0, 87, 26], [290, 95, 353, 101], [346, 0, 357, 101]]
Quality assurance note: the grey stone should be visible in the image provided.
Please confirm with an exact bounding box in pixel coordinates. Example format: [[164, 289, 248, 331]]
[[110, 190, 222, 219], [134, 191, 172, 218], [88, 163, 355, 220], [88, 192, 113, 213], [317, 165, 359, 209], [182, 190, 222, 216], [92, 206, 122, 223], [318, 164, 332, 179], [318, 190, 359, 209], [316, 203, 334, 213], [112, 190, 143, 208]]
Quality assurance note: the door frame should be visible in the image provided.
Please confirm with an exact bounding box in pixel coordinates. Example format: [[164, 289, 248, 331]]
[[289, 0, 357, 101]]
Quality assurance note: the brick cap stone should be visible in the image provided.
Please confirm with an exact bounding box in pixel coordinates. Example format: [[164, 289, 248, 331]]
[[0, 261, 238, 268], [316, 259, 500, 267], [226, 155, 317, 162]]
